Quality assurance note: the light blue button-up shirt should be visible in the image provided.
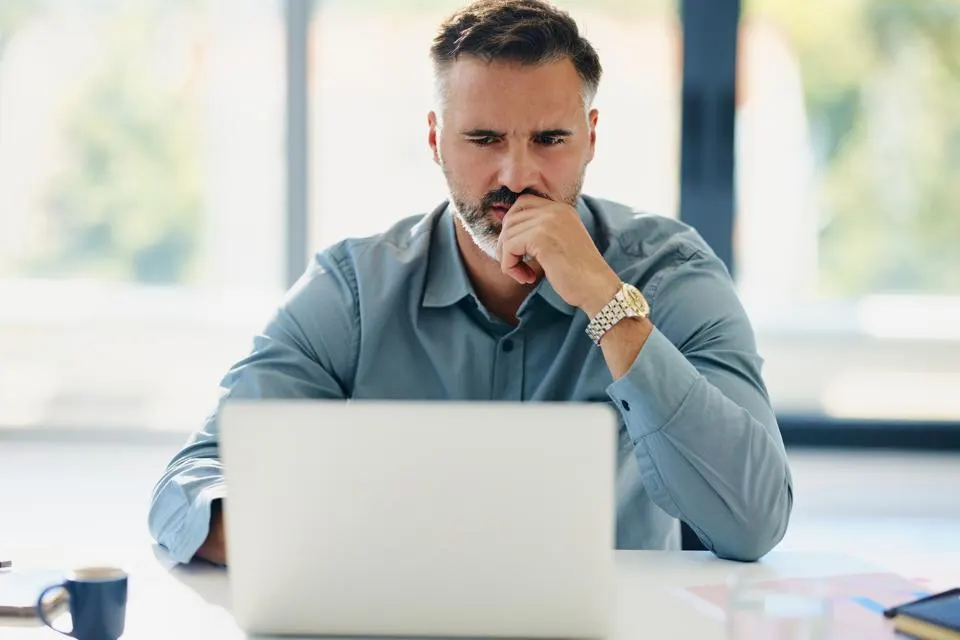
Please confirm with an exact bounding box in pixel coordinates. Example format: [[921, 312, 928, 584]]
[[148, 195, 793, 564]]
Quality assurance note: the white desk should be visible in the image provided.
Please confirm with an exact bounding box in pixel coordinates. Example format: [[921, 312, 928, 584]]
[[2, 438, 958, 638], [5, 544, 957, 639]]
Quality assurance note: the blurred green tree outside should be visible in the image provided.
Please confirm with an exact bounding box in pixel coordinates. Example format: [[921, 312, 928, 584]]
[[0, 1, 43, 146], [747, 0, 960, 296], [6, 0, 959, 293], [28, 3, 204, 284], [0, 1, 37, 53]]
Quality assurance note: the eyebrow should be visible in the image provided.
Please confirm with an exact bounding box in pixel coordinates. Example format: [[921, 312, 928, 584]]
[[460, 128, 574, 138]]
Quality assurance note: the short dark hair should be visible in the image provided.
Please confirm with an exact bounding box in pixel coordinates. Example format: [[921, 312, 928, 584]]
[[431, 0, 602, 106]]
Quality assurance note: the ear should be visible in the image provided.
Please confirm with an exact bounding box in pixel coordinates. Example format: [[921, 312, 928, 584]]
[[586, 108, 598, 163], [428, 111, 441, 166]]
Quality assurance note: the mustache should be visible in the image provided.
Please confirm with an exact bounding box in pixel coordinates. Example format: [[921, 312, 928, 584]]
[[480, 187, 550, 210]]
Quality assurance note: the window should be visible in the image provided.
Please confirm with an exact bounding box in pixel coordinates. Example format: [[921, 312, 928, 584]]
[[737, 0, 960, 421], [0, 0, 284, 431], [8, 0, 952, 437], [308, 0, 679, 251]]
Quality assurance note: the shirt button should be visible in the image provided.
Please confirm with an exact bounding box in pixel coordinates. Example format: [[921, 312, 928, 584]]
[[502, 339, 514, 352], [621, 400, 631, 411]]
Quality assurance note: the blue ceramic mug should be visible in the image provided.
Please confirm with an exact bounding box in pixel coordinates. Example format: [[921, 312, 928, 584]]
[[36, 567, 128, 640]]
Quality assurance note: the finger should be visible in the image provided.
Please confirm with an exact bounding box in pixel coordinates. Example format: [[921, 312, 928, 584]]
[[505, 193, 551, 217], [505, 262, 537, 284], [497, 205, 550, 263], [512, 193, 553, 210], [498, 215, 542, 252], [499, 235, 524, 272], [496, 216, 541, 265], [502, 247, 537, 284], [499, 232, 539, 284], [500, 203, 542, 228]]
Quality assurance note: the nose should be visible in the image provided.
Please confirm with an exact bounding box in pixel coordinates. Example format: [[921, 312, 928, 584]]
[[497, 143, 542, 196]]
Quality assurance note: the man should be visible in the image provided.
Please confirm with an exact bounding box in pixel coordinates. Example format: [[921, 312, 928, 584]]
[[149, 0, 792, 566]]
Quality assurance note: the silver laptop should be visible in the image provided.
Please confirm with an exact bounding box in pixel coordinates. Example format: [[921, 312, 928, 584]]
[[219, 400, 617, 639]]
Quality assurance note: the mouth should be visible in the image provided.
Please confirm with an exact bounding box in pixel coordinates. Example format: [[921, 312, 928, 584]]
[[488, 204, 511, 220]]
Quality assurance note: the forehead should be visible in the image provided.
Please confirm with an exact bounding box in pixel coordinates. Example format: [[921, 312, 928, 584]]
[[441, 57, 585, 128]]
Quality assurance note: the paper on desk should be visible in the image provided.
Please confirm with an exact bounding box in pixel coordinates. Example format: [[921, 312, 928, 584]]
[[677, 572, 930, 639], [0, 568, 67, 622]]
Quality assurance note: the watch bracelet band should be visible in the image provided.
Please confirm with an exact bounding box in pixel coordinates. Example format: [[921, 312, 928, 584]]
[[585, 292, 629, 346]]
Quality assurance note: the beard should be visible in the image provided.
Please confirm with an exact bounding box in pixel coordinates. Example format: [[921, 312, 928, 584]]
[[443, 167, 586, 260]]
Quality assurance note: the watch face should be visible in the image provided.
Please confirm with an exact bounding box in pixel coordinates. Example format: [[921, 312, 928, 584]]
[[623, 284, 649, 316]]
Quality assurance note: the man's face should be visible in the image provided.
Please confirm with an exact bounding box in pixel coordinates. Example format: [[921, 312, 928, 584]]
[[428, 57, 598, 258]]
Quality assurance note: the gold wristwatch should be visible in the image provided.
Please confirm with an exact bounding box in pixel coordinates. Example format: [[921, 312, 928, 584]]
[[585, 282, 650, 346]]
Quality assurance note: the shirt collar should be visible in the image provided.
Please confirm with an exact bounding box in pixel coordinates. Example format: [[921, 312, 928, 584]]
[[422, 197, 598, 315], [422, 204, 474, 308]]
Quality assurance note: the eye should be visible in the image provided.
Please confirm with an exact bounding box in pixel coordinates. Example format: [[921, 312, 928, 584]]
[[468, 136, 499, 146], [536, 134, 567, 146]]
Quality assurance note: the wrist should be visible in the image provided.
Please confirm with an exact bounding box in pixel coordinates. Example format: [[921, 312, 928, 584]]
[[578, 270, 622, 318], [196, 499, 227, 565]]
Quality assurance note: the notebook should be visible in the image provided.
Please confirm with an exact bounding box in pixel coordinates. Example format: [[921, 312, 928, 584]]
[[0, 568, 68, 624], [891, 590, 960, 640]]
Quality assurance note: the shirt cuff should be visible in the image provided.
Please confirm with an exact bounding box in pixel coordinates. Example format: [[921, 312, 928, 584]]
[[167, 481, 228, 564], [605, 325, 700, 441]]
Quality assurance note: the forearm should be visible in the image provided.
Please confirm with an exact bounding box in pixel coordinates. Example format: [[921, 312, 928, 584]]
[[607, 328, 793, 561], [596, 316, 654, 380], [148, 448, 227, 564]]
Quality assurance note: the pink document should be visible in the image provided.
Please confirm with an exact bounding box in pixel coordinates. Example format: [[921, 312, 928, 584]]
[[680, 572, 929, 639]]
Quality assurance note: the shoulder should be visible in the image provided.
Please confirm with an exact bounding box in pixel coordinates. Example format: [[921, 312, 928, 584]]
[[318, 203, 446, 283], [585, 198, 757, 359], [273, 205, 446, 372], [583, 195, 735, 310], [584, 195, 716, 267], [277, 204, 445, 322]]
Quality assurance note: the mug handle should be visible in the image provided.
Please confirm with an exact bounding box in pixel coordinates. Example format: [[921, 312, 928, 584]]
[[37, 583, 73, 637]]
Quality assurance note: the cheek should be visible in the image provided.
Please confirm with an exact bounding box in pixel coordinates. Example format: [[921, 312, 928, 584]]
[[542, 150, 588, 185], [446, 145, 497, 181]]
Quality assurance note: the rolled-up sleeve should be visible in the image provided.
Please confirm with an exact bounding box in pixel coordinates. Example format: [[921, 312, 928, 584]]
[[606, 248, 793, 562], [148, 249, 360, 564]]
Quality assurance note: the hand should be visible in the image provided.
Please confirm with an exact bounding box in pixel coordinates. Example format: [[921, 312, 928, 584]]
[[496, 194, 621, 315], [195, 499, 227, 566]]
